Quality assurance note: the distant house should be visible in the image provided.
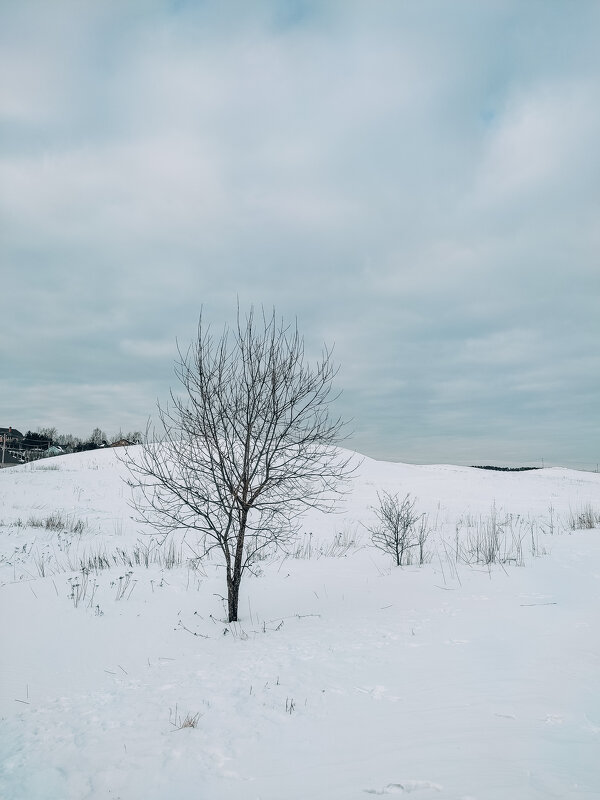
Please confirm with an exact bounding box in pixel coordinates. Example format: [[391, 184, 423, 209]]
[[110, 439, 134, 448], [1, 429, 25, 467], [0, 427, 24, 446]]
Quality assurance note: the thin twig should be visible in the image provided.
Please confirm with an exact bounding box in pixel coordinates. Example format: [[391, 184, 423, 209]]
[[520, 602, 557, 607]]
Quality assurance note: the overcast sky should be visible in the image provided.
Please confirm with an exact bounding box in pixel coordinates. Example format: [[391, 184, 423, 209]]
[[2, 0, 599, 469]]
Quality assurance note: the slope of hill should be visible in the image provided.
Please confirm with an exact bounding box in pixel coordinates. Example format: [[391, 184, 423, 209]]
[[1, 448, 599, 799]]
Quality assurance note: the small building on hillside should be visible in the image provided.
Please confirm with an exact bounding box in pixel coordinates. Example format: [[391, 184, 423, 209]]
[[1, 428, 25, 467], [0, 427, 24, 447]]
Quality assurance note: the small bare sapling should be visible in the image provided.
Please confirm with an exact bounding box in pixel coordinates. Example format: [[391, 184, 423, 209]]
[[367, 491, 430, 566]]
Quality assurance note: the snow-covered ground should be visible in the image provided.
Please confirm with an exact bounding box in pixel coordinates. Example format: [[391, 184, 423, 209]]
[[1, 448, 599, 799]]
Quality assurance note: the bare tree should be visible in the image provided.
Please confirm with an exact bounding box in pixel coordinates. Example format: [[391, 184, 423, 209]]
[[111, 430, 144, 445], [55, 433, 81, 451], [367, 491, 429, 566], [123, 308, 354, 622], [37, 426, 57, 445], [90, 427, 107, 447]]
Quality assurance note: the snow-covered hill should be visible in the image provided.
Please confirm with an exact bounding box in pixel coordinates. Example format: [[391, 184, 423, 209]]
[[1, 448, 599, 799]]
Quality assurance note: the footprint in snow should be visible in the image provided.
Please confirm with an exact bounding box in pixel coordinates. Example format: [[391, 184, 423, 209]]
[[355, 686, 401, 702], [365, 780, 442, 794], [444, 639, 469, 645], [544, 713, 563, 725]]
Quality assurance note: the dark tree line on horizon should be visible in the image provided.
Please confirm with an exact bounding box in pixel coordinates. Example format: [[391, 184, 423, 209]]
[[4, 426, 143, 454]]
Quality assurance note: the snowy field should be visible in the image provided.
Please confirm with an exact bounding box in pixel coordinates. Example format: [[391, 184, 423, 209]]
[[1, 448, 599, 800]]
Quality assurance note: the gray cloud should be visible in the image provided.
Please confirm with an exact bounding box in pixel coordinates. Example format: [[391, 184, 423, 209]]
[[2, 0, 599, 467]]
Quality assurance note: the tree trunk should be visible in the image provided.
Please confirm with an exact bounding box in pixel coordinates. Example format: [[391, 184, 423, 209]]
[[227, 513, 248, 622], [227, 571, 241, 622]]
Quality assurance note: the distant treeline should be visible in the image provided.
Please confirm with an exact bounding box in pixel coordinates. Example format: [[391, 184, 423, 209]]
[[470, 465, 541, 472], [6, 427, 143, 454]]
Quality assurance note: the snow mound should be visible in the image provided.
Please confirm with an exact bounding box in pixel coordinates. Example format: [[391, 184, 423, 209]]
[[1, 451, 599, 799]]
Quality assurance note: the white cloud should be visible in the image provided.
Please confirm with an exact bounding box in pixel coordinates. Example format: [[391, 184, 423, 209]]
[[475, 80, 600, 203], [119, 339, 176, 360]]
